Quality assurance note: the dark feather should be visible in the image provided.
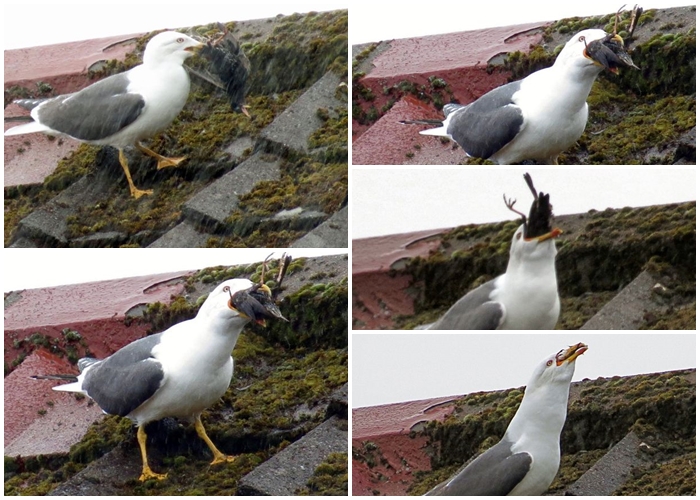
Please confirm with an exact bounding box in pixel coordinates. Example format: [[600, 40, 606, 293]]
[[199, 25, 251, 114]]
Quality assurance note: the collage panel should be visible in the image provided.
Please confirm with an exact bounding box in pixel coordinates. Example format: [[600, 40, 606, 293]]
[[352, 168, 695, 331], [4, 1, 349, 496], [352, 333, 696, 495], [5, 4, 348, 249], [351, 4, 694, 166], [4, 249, 348, 494]]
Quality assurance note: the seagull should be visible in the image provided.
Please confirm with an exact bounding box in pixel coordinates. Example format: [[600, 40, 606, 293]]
[[4, 31, 203, 199], [34, 278, 286, 481], [403, 29, 638, 164], [425, 342, 588, 496], [425, 173, 561, 330]]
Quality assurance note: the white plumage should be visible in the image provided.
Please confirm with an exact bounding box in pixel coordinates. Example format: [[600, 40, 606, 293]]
[[5, 31, 203, 198], [427, 343, 588, 496], [52, 278, 280, 481], [416, 29, 637, 164]]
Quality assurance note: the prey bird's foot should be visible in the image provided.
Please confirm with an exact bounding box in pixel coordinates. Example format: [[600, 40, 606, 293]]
[[131, 187, 154, 199], [139, 468, 168, 482], [210, 453, 236, 466], [156, 156, 187, 170]]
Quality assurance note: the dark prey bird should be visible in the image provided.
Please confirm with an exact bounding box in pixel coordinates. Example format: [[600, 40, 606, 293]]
[[197, 23, 251, 116]]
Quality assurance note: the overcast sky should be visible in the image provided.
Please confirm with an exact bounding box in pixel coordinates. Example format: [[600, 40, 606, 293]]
[[352, 333, 696, 408], [3, 249, 347, 292], [4, 1, 349, 49], [351, 0, 692, 44], [352, 167, 696, 239]]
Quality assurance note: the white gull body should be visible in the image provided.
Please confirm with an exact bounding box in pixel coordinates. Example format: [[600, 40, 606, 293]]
[[5, 31, 202, 198], [52, 278, 273, 481], [428, 223, 560, 330], [426, 343, 587, 496], [420, 29, 629, 164]]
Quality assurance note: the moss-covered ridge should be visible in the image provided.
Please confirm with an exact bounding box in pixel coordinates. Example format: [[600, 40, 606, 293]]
[[408, 369, 695, 495], [393, 202, 695, 330], [4, 10, 348, 247], [4, 256, 348, 495]]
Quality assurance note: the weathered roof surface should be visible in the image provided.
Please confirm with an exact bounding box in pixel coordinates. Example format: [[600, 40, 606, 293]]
[[5, 10, 348, 248], [353, 202, 696, 330], [4, 254, 348, 495], [352, 6, 696, 165], [352, 369, 696, 496]]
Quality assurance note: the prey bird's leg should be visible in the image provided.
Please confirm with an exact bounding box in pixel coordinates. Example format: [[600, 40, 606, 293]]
[[136, 142, 187, 170], [137, 426, 167, 481], [627, 5, 643, 45], [523, 172, 538, 200], [503, 194, 528, 224], [260, 252, 275, 285], [614, 5, 626, 35], [194, 416, 235, 465], [119, 149, 153, 199], [275, 254, 292, 292]]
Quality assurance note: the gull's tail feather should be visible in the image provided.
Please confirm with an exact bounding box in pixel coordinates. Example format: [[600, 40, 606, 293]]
[[419, 125, 450, 137], [4, 121, 51, 136]]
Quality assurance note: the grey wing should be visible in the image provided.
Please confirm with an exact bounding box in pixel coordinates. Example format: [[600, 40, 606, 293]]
[[34, 72, 145, 141], [426, 442, 532, 496], [429, 279, 505, 330], [447, 80, 524, 159], [82, 334, 164, 416]]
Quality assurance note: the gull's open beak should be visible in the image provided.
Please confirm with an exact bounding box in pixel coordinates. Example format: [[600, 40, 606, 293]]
[[556, 343, 588, 366], [527, 227, 563, 243], [185, 41, 205, 54]]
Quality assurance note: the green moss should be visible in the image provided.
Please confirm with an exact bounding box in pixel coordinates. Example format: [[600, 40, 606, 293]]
[[296, 452, 348, 495], [613, 452, 696, 495]]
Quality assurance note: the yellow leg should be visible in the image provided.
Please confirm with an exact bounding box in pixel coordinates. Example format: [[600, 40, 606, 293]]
[[194, 416, 235, 465], [137, 143, 187, 170], [118, 149, 153, 199], [137, 425, 168, 481]]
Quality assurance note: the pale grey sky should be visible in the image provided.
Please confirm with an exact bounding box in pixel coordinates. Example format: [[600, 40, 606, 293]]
[[4, 1, 349, 49], [352, 168, 696, 239], [351, 0, 693, 44], [3, 249, 347, 292], [352, 333, 696, 408]]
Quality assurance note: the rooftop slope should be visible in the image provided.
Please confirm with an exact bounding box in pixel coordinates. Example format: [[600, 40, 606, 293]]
[[352, 369, 696, 496], [4, 254, 348, 495], [352, 6, 695, 165], [352, 202, 696, 330], [5, 10, 348, 248]]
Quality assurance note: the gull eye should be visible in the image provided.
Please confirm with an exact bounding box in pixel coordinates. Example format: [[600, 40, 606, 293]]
[[546, 360, 553, 367], [516, 232, 522, 240], [177, 37, 185, 43]]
